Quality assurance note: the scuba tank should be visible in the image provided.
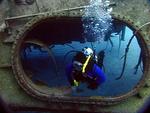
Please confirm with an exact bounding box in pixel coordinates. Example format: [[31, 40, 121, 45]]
[[97, 50, 105, 69]]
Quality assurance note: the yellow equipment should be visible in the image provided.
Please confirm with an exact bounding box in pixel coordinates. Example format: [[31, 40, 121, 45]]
[[82, 55, 92, 73]]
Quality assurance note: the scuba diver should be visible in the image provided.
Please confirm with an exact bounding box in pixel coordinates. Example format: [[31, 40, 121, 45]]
[[66, 47, 106, 91]]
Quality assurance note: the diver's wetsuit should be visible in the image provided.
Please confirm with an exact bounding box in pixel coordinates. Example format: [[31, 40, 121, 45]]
[[66, 52, 106, 89]]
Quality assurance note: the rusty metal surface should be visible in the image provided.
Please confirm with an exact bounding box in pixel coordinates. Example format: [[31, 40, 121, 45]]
[[11, 12, 150, 105], [0, 0, 150, 113]]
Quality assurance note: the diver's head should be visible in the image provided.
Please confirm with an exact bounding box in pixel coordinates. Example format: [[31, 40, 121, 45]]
[[82, 47, 93, 56]]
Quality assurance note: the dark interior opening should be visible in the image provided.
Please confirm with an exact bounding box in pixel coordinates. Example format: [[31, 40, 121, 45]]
[[25, 17, 85, 44]]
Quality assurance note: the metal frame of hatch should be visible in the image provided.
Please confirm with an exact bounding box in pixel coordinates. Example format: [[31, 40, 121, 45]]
[[11, 11, 150, 108]]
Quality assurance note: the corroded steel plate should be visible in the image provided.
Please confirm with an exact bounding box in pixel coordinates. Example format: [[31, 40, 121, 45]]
[[11, 11, 150, 106]]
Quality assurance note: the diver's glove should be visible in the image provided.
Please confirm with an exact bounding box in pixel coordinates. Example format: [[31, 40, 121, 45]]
[[73, 80, 79, 86], [71, 80, 79, 92], [72, 80, 84, 93]]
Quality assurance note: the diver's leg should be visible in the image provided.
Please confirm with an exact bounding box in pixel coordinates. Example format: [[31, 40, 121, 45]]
[[85, 64, 106, 89], [92, 64, 106, 85]]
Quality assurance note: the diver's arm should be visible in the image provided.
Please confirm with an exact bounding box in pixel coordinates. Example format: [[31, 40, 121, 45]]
[[71, 70, 79, 87], [69, 70, 80, 92], [66, 64, 79, 87]]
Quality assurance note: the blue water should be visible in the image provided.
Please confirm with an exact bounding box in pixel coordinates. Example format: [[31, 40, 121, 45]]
[[19, 0, 143, 97], [21, 25, 143, 97]]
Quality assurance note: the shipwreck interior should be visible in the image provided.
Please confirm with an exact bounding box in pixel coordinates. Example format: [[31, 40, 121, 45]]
[[11, 16, 149, 103]]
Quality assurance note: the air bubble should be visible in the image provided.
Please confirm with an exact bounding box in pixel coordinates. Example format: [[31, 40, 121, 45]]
[[82, 0, 112, 41]]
